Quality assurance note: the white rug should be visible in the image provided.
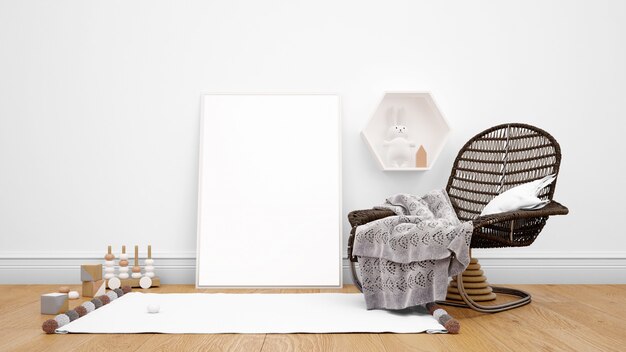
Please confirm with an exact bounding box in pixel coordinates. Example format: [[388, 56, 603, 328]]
[[58, 292, 446, 334]]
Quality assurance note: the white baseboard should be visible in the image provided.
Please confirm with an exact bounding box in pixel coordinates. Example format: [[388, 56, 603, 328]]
[[1, 251, 625, 285]]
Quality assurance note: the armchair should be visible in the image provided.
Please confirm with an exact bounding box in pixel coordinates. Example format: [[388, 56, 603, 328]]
[[348, 123, 569, 313]]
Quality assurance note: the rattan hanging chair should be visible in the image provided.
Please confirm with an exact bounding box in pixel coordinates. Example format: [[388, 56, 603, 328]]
[[347, 123, 569, 313]]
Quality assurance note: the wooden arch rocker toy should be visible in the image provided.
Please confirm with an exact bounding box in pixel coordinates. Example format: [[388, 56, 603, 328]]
[[348, 123, 569, 313]]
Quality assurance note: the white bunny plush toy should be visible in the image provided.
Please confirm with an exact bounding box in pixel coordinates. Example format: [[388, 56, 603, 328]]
[[383, 107, 415, 167]]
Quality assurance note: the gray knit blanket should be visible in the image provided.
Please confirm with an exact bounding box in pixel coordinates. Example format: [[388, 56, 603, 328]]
[[352, 189, 473, 310]]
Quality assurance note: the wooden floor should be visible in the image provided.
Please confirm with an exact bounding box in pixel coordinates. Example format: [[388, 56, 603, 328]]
[[0, 284, 624, 351]]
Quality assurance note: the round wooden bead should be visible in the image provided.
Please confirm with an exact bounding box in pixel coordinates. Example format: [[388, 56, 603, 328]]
[[74, 305, 87, 317], [122, 285, 132, 294], [99, 295, 110, 305], [91, 298, 103, 309], [54, 314, 70, 327], [106, 291, 118, 301], [68, 291, 80, 300], [132, 266, 141, 273], [119, 259, 129, 267], [65, 309, 79, 322], [113, 288, 124, 297], [105, 253, 114, 261], [58, 286, 70, 293], [82, 301, 95, 313], [42, 319, 59, 334]]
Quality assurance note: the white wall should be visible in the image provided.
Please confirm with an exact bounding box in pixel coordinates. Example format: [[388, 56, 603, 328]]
[[1, 0, 625, 284]]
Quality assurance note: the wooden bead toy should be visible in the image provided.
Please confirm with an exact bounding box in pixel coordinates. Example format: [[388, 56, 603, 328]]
[[131, 245, 142, 279], [104, 245, 116, 280], [145, 245, 155, 278], [118, 245, 129, 279], [58, 286, 70, 293]]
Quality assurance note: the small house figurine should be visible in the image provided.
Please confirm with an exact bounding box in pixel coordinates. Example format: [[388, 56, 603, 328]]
[[415, 145, 427, 168]]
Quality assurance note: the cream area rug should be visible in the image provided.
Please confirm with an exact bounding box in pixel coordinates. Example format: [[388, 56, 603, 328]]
[[57, 292, 447, 334]]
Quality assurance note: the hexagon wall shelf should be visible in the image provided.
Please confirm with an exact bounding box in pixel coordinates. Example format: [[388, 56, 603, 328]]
[[362, 92, 450, 171]]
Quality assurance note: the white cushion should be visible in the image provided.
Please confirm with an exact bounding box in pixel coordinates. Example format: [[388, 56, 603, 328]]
[[480, 174, 556, 216]]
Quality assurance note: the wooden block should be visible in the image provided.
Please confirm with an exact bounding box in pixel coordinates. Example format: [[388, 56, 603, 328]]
[[82, 279, 105, 297], [415, 145, 427, 168], [113, 276, 161, 288], [81, 264, 103, 282], [41, 293, 68, 315]]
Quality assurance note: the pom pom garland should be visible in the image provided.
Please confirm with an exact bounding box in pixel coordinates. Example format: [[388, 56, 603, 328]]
[[99, 295, 111, 305], [122, 285, 132, 294], [54, 314, 70, 327], [43, 288, 131, 334], [75, 305, 87, 317], [82, 301, 95, 313], [424, 302, 460, 334], [65, 310, 79, 322], [106, 291, 118, 301], [91, 298, 103, 309], [42, 319, 59, 334]]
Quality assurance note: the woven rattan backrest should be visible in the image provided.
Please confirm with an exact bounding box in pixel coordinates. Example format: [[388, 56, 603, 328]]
[[446, 123, 562, 221]]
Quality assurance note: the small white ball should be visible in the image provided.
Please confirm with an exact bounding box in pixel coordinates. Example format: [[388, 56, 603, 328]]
[[147, 304, 160, 314], [145, 272, 155, 278], [118, 267, 129, 272], [68, 291, 80, 300], [54, 314, 70, 327], [118, 273, 129, 279], [120, 253, 128, 260], [104, 267, 115, 273], [144, 265, 154, 272], [131, 272, 142, 279], [104, 273, 115, 279], [108, 277, 121, 290], [82, 301, 95, 313], [104, 260, 115, 266], [139, 276, 152, 289], [145, 259, 154, 265]]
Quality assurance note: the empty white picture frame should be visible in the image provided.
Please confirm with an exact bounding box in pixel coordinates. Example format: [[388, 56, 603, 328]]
[[196, 94, 342, 288]]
